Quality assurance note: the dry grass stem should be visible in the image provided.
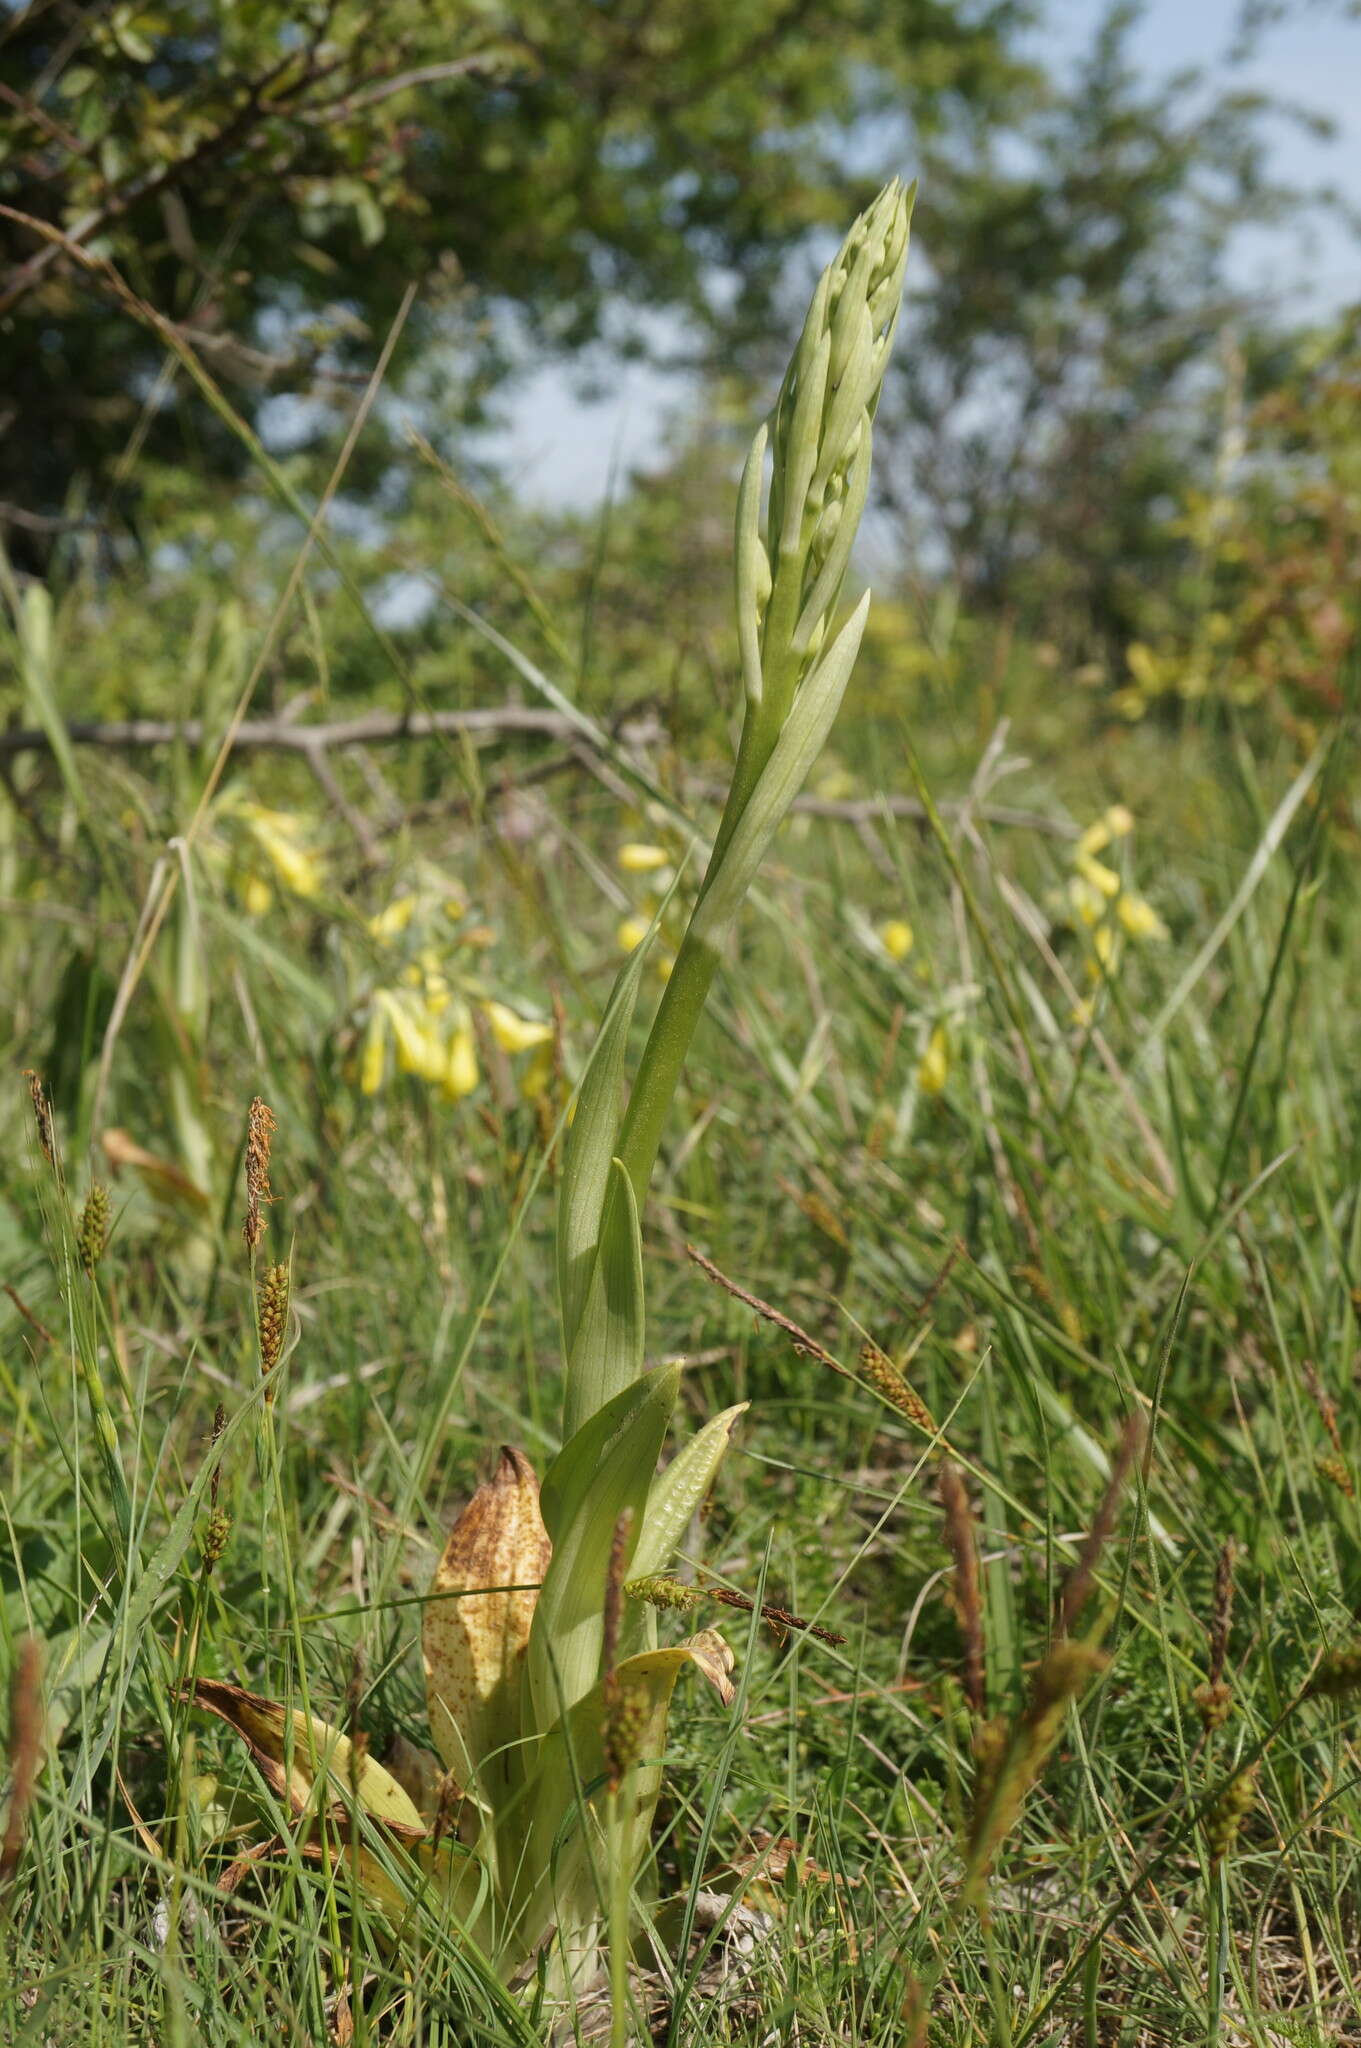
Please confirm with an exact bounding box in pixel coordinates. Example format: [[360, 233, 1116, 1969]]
[[23, 1069, 54, 1166], [1, 1637, 43, 1894], [686, 1244, 850, 1379], [1058, 1412, 1144, 1636], [939, 1459, 985, 1716]]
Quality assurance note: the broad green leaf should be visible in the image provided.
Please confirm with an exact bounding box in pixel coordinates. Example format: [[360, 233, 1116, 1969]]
[[557, 947, 644, 1358], [560, 1158, 645, 1443], [423, 1447, 550, 1805], [631, 1405, 747, 1585], [507, 1633, 735, 1969], [619, 1404, 745, 1662], [527, 1365, 680, 1735]]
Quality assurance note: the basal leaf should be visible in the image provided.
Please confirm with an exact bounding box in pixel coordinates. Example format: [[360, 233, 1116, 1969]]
[[188, 1678, 425, 1835], [526, 1365, 680, 1736], [423, 1447, 550, 1806]]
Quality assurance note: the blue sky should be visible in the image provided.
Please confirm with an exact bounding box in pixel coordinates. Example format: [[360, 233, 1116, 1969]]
[[479, 0, 1360, 510]]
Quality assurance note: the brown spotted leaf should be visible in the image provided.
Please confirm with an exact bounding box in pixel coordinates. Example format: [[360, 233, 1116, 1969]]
[[423, 1446, 551, 1802], [187, 1679, 424, 1836], [685, 1628, 737, 1707]]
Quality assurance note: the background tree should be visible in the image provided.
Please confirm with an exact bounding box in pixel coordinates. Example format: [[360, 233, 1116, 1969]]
[[877, 1, 1346, 655], [0, 0, 1027, 550]]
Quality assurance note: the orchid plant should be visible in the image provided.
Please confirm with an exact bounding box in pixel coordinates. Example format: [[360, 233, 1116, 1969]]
[[192, 176, 913, 1998]]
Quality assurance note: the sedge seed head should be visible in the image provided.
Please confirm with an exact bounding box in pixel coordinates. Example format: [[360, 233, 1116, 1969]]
[[242, 1096, 277, 1252], [202, 1508, 232, 1568], [1193, 1680, 1234, 1732], [861, 1340, 935, 1434], [1205, 1764, 1257, 1864], [602, 1672, 649, 1794], [626, 1575, 702, 1615], [1318, 1453, 1354, 1498], [257, 1263, 290, 1393], [1305, 1643, 1361, 1701], [77, 1183, 110, 1275]]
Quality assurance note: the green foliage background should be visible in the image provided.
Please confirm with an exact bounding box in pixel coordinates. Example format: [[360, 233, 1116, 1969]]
[[1, 0, 1360, 2041]]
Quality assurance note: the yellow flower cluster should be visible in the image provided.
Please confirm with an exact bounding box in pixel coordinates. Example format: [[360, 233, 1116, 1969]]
[[614, 838, 683, 979], [213, 794, 327, 914], [357, 899, 553, 1104], [1062, 805, 1166, 1015]]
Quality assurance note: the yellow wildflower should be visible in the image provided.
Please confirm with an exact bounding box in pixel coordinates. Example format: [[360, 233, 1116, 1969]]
[[359, 1007, 387, 1095], [1117, 892, 1168, 941], [1076, 804, 1135, 859], [617, 843, 670, 873], [1089, 924, 1119, 974], [1068, 875, 1107, 928], [444, 1025, 479, 1100], [368, 896, 417, 942], [880, 919, 914, 962], [381, 990, 446, 1084], [238, 805, 324, 899], [243, 873, 273, 917], [519, 1043, 555, 1102], [617, 915, 650, 953], [483, 1000, 554, 1054], [917, 1023, 950, 1097], [1075, 851, 1121, 899]]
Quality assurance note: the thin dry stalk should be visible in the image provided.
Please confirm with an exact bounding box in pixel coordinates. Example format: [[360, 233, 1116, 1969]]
[[686, 1244, 850, 1379], [1, 1637, 43, 1894], [939, 1459, 985, 1716], [23, 1070, 54, 1166], [1058, 1412, 1144, 1636], [602, 1509, 635, 1792], [963, 1640, 1106, 1904], [1194, 1538, 1237, 1730], [1208, 1540, 1236, 1687], [627, 1574, 846, 1648]]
